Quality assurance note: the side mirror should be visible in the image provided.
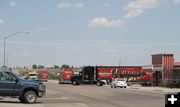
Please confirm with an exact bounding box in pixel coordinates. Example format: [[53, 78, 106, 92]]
[[15, 78, 19, 83]]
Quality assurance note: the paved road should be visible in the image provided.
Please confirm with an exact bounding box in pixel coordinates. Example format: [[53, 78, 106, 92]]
[[0, 80, 166, 107]]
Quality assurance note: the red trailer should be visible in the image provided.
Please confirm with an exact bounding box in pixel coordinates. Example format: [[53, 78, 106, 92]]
[[94, 66, 145, 85], [59, 68, 74, 84], [97, 68, 113, 80], [27, 71, 48, 82], [70, 66, 153, 86], [116, 67, 143, 82], [38, 71, 48, 82]]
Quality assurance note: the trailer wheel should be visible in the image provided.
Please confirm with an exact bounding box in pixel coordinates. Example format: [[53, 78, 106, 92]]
[[96, 81, 101, 86], [73, 81, 77, 85]]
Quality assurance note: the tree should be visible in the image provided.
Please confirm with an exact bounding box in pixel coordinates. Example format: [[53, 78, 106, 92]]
[[54, 65, 59, 69], [61, 64, 70, 68], [32, 64, 37, 69], [38, 65, 45, 69]]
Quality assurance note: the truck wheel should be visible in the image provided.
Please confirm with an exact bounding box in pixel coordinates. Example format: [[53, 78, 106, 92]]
[[73, 81, 76, 85], [23, 91, 37, 103], [96, 81, 100, 86], [18, 97, 25, 103]]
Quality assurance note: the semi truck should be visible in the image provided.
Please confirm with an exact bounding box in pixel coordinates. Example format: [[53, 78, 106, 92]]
[[58, 68, 80, 84], [59, 68, 74, 84], [38, 71, 48, 82], [70, 66, 153, 86], [26, 71, 48, 82]]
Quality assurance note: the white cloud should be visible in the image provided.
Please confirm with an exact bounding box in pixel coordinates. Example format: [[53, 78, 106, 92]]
[[0, 18, 5, 27], [164, 0, 180, 5], [125, 9, 144, 19], [74, 3, 84, 8], [10, 1, 17, 7], [57, 2, 71, 10], [57, 2, 84, 10], [173, 0, 180, 4], [99, 40, 110, 44], [103, 3, 109, 7], [88, 17, 125, 27], [124, 0, 159, 19]]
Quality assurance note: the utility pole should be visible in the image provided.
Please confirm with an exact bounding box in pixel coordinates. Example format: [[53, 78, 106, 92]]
[[119, 60, 121, 67], [3, 31, 30, 68]]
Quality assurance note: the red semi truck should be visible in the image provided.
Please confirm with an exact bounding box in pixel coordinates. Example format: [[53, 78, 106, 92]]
[[59, 68, 78, 84], [38, 71, 48, 82], [70, 66, 153, 86], [27, 71, 48, 82]]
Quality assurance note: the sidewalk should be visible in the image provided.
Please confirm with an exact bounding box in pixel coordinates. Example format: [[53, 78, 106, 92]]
[[128, 85, 180, 94], [47, 80, 59, 84]]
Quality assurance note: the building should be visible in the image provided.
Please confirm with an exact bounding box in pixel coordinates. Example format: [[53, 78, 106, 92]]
[[152, 54, 174, 85], [172, 62, 180, 82]]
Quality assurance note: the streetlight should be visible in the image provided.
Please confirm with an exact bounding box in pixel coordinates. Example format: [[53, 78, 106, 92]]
[[3, 31, 30, 68], [6, 53, 13, 67]]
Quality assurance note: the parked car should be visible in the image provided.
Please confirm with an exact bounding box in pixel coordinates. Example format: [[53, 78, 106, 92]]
[[0, 69, 46, 103], [111, 78, 127, 88]]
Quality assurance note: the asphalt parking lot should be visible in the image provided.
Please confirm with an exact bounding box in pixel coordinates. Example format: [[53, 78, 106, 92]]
[[0, 80, 174, 107]]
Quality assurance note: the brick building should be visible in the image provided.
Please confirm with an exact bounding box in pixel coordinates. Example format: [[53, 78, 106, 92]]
[[152, 54, 174, 85]]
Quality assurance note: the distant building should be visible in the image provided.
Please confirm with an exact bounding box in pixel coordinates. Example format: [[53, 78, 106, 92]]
[[152, 54, 174, 85], [172, 62, 180, 82]]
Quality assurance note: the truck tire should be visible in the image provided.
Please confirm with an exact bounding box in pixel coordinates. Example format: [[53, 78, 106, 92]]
[[96, 81, 101, 86], [23, 91, 37, 103], [18, 97, 25, 103], [73, 81, 77, 85]]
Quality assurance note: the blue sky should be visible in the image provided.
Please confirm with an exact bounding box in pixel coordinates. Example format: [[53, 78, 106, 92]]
[[0, 0, 180, 67]]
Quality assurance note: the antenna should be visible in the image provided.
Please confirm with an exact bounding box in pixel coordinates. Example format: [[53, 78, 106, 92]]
[[119, 59, 121, 66]]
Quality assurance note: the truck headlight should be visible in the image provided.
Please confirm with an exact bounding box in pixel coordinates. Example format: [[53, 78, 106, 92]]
[[39, 85, 44, 91]]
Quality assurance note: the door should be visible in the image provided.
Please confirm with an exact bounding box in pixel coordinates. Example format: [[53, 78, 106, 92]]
[[83, 66, 95, 83], [0, 72, 17, 96], [153, 71, 162, 86]]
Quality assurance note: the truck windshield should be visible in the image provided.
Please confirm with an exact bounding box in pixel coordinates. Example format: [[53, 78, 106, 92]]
[[29, 74, 37, 76]]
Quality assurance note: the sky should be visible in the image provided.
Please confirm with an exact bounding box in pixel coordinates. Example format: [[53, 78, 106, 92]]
[[0, 0, 180, 67]]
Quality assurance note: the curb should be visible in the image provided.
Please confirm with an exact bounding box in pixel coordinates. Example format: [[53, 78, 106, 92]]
[[129, 87, 140, 89], [153, 89, 163, 91]]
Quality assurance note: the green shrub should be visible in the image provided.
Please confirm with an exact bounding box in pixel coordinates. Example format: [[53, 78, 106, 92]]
[[48, 73, 59, 80], [159, 83, 169, 88]]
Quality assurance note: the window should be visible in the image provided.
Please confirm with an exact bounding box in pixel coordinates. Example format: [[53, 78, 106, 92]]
[[0, 72, 16, 81], [117, 78, 125, 81], [29, 74, 37, 76]]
